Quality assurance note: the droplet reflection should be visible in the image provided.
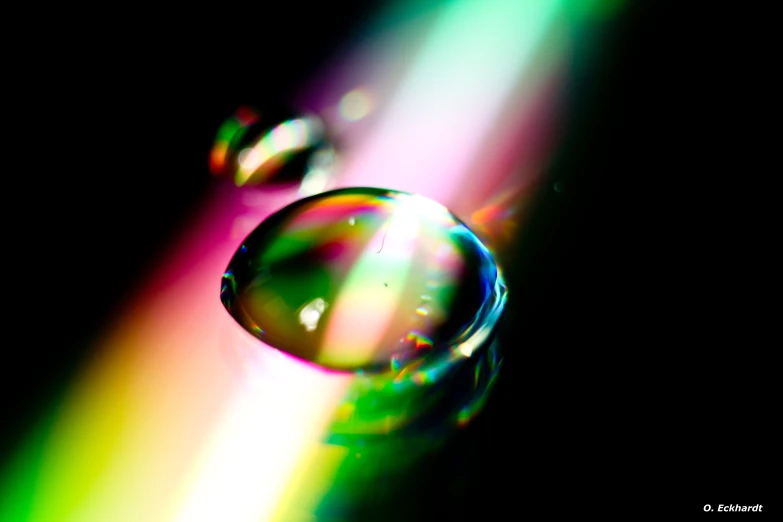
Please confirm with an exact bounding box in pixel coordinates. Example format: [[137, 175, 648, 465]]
[[299, 297, 328, 332], [221, 187, 506, 434]]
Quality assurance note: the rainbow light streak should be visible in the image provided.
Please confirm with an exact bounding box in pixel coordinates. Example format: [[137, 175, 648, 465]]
[[0, 186, 331, 522], [171, 338, 351, 522], [338, 0, 562, 209], [0, 1, 618, 520], [320, 212, 419, 368]]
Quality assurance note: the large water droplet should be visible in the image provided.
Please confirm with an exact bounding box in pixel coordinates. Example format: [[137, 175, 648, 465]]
[[209, 106, 337, 193], [221, 187, 507, 433]]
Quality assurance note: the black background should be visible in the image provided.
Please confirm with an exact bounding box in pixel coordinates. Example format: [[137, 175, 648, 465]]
[[4, 2, 775, 518]]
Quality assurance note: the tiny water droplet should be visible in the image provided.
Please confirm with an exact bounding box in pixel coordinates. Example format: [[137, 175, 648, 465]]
[[209, 105, 337, 193], [338, 87, 374, 122]]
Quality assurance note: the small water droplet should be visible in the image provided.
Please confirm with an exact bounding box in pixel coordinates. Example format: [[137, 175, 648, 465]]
[[554, 181, 564, 193], [221, 187, 507, 434], [209, 105, 337, 193], [338, 87, 374, 122]]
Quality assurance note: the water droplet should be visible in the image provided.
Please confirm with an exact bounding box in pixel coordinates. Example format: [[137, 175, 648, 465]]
[[221, 187, 507, 433], [209, 106, 337, 193], [338, 87, 374, 122]]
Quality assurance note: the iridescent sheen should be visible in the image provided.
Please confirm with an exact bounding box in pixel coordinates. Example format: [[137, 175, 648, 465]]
[[221, 187, 506, 434]]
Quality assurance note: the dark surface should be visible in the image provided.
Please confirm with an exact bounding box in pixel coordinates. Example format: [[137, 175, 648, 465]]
[[5, 2, 775, 518]]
